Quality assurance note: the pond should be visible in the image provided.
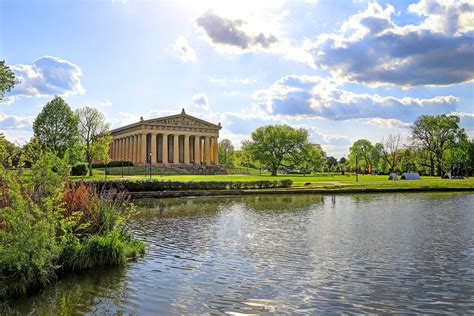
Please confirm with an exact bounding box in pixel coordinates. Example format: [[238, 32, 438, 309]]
[[2, 193, 474, 314]]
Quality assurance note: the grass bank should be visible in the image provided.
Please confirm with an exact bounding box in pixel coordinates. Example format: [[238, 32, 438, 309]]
[[72, 169, 474, 191]]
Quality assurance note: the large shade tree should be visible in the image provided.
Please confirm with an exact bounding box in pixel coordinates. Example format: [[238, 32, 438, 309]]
[[76, 107, 111, 176], [33, 96, 80, 159], [411, 115, 468, 176], [242, 125, 309, 176]]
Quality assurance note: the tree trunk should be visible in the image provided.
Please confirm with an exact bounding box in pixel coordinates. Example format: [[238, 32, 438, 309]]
[[271, 168, 278, 176], [88, 157, 93, 177], [429, 157, 435, 176]]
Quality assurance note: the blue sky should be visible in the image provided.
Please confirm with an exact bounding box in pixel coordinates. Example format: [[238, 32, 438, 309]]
[[1, 0, 473, 157]]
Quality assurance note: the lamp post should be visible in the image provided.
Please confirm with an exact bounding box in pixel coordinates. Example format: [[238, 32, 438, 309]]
[[121, 157, 124, 178], [355, 155, 359, 182], [149, 152, 152, 179]]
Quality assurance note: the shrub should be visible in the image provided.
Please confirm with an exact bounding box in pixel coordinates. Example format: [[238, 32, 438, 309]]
[[0, 151, 144, 299], [80, 179, 293, 192], [71, 163, 88, 176], [92, 161, 133, 168]]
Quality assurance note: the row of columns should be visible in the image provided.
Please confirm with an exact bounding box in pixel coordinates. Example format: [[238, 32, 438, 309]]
[[110, 133, 219, 165]]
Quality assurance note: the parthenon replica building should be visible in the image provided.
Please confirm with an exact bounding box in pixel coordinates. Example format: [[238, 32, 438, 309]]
[[109, 109, 221, 166]]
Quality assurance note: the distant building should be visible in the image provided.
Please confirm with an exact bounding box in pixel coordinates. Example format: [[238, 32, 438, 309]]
[[109, 109, 221, 165]]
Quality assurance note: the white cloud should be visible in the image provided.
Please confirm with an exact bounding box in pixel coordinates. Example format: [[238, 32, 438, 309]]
[[208, 76, 257, 85], [173, 37, 197, 62], [0, 112, 34, 130], [191, 93, 209, 111], [254, 74, 459, 121], [310, 0, 474, 86], [195, 9, 315, 67], [365, 118, 411, 128], [7, 56, 85, 101], [0, 96, 16, 105], [408, 0, 474, 35]]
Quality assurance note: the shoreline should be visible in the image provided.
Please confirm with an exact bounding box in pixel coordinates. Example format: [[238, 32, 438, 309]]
[[129, 186, 474, 199]]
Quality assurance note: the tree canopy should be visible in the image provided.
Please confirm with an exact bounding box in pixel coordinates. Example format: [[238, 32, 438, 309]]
[[0, 60, 16, 102], [76, 107, 111, 176], [33, 96, 80, 158], [411, 114, 467, 176], [218, 139, 235, 167], [242, 125, 309, 176]]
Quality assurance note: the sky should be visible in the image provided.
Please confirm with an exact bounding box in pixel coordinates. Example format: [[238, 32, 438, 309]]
[[1, 0, 473, 158]]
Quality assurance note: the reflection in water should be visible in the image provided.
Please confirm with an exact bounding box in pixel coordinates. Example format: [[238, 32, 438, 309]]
[[3, 193, 474, 314], [1, 266, 128, 315]]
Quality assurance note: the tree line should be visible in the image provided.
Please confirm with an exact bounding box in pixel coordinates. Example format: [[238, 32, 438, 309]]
[[218, 116, 473, 177]]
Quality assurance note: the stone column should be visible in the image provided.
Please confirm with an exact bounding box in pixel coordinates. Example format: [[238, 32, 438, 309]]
[[121, 138, 125, 161], [135, 135, 140, 164], [214, 136, 219, 165], [140, 133, 147, 164], [162, 133, 168, 164], [184, 135, 190, 164], [204, 136, 210, 164], [114, 139, 118, 161], [123, 137, 128, 161], [194, 136, 201, 164], [130, 136, 135, 163], [173, 134, 179, 164], [128, 136, 133, 162], [151, 133, 157, 164]]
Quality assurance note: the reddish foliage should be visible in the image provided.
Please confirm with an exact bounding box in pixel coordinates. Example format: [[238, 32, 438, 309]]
[[63, 181, 101, 235]]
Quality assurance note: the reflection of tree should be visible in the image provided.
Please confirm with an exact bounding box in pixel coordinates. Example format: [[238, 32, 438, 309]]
[[242, 195, 323, 212], [1, 266, 128, 315]]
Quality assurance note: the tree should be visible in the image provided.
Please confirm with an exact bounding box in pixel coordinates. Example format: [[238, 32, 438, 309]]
[[91, 132, 113, 178], [326, 156, 338, 170], [242, 125, 309, 176], [377, 133, 404, 173], [348, 139, 377, 173], [218, 139, 234, 167], [33, 96, 79, 159], [0, 60, 16, 102], [411, 115, 468, 176], [76, 107, 111, 176], [295, 143, 325, 173]]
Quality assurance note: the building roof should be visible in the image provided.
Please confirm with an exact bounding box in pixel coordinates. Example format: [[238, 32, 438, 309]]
[[110, 108, 221, 134]]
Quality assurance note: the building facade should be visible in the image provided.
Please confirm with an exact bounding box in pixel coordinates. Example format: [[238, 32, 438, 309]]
[[109, 109, 221, 166]]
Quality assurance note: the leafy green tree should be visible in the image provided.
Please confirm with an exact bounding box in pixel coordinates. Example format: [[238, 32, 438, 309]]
[[76, 107, 111, 176], [466, 139, 474, 176], [348, 139, 378, 173], [33, 96, 80, 159], [91, 132, 113, 178], [294, 143, 325, 173], [242, 125, 309, 176], [326, 156, 338, 170], [218, 138, 234, 167], [0, 60, 16, 102], [411, 115, 468, 176]]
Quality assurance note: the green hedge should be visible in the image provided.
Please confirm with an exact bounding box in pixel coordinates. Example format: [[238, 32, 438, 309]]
[[80, 179, 293, 192], [92, 161, 133, 168], [71, 163, 88, 176]]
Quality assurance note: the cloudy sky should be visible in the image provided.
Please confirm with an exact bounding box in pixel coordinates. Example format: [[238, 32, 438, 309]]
[[1, 0, 473, 157]]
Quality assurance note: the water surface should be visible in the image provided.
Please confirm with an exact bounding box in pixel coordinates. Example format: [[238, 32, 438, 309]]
[[3, 193, 474, 314]]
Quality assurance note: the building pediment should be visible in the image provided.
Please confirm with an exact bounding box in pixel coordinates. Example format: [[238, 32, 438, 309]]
[[110, 109, 221, 135], [147, 113, 220, 129]]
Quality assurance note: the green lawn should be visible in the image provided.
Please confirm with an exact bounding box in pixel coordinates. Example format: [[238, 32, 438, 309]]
[[69, 169, 474, 190]]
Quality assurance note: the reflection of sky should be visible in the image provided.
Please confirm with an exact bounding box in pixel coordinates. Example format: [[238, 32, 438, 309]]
[[116, 193, 474, 314]]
